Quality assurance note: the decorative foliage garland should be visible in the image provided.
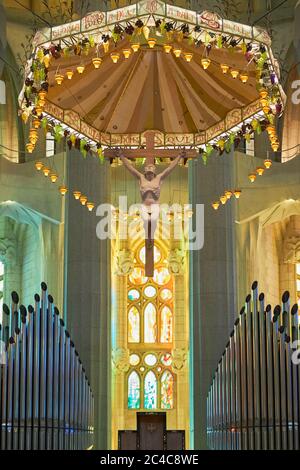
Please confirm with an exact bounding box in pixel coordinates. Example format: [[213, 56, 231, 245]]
[[20, 18, 283, 163]]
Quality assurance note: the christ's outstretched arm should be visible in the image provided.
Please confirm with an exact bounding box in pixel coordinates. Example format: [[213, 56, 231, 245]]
[[119, 154, 142, 179], [159, 154, 182, 181]]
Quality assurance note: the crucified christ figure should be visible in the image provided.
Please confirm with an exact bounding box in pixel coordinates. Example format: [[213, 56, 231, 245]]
[[117, 150, 183, 276]]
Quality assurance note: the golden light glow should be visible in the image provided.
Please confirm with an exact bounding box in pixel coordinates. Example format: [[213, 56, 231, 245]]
[[55, 73, 64, 85], [259, 88, 268, 99], [66, 70, 74, 79], [50, 173, 58, 183], [35, 106, 43, 116], [35, 161, 43, 171], [240, 72, 249, 83], [77, 65, 85, 74], [256, 167, 265, 176], [184, 52, 193, 63], [220, 195, 227, 205], [220, 64, 229, 74], [234, 189, 242, 199], [173, 48, 182, 58], [267, 125, 276, 136], [59, 186, 68, 196], [92, 57, 102, 69], [103, 42, 110, 53], [148, 38, 157, 48], [87, 202, 95, 212], [272, 142, 280, 152], [131, 43, 140, 53], [263, 106, 270, 114], [26, 143, 34, 153], [264, 159, 272, 169], [43, 55, 51, 68], [43, 167, 51, 177], [225, 190, 232, 200], [38, 99, 46, 107], [29, 129, 38, 143], [38, 91, 47, 100], [230, 69, 239, 79], [73, 191, 82, 200], [123, 49, 131, 59], [163, 44, 172, 54], [248, 173, 256, 183], [80, 195, 88, 206], [212, 201, 220, 210], [33, 119, 41, 129], [111, 52, 120, 63], [201, 58, 211, 69]]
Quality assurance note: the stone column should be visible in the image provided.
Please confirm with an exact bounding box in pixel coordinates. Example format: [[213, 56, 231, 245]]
[[64, 148, 111, 450], [189, 150, 237, 449]]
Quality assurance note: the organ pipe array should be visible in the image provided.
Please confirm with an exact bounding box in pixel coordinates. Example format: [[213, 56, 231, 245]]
[[207, 281, 300, 450], [0, 283, 94, 450]]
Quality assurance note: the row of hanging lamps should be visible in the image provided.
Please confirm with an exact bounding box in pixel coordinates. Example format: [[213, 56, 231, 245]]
[[164, 44, 172, 54], [184, 52, 193, 63], [92, 57, 102, 68], [220, 64, 230, 74], [66, 70, 74, 79], [148, 38, 157, 48], [55, 73, 64, 85], [201, 57, 211, 69], [212, 189, 242, 210], [59, 186, 68, 196], [123, 49, 131, 59], [240, 72, 249, 83], [131, 43, 140, 53], [111, 51, 120, 63], [77, 65, 85, 74], [73, 191, 95, 211]]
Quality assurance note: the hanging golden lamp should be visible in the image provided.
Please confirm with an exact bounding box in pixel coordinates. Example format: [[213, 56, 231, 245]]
[[33, 119, 41, 129], [43, 167, 51, 177], [26, 143, 34, 153], [50, 173, 58, 183], [35, 106, 43, 117], [220, 64, 229, 74], [230, 69, 239, 79], [264, 159, 272, 169], [212, 201, 220, 211], [131, 43, 140, 53], [184, 52, 193, 63], [240, 72, 249, 84], [259, 88, 268, 99], [59, 186, 68, 196], [225, 190, 232, 200], [201, 58, 211, 69], [29, 128, 38, 143], [263, 106, 270, 115], [234, 189, 242, 199], [38, 90, 47, 101], [38, 99, 46, 108], [55, 73, 64, 85], [272, 142, 280, 152], [220, 195, 227, 205], [66, 70, 74, 79], [35, 161, 43, 171], [73, 191, 82, 200], [267, 125, 276, 137], [248, 173, 256, 183], [92, 57, 102, 69], [148, 38, 157, 49], [163, 44, 172, 54], [122, 49, 131, 59], [80, 195, 88, 206], [110, 51, 120, 64], [87, 202, 95, 212], [77, 65, 85, 74], [256, 167, 265, 176], [173, 47, 182, 58]]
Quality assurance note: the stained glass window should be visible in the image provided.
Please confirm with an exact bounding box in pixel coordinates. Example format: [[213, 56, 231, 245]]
[[0, 262, 4, 325], [128, 372, 141, 409], [128, 306, 140, 343], [128, 289, 140, 301], [144, 354, 157, 366], [160, 289, 172, 301], [153, 268, 171, 286], [129, 267, 148, 286], [161, 353, 172, 367], [144, 303, 157, 343], [129, 354, 140, 366], [161, 371, 174, 410], [144, 286, 157, 299], [139, 246, 161, 265], [161, 306, 173, 344], [144, 371, 157, 410]]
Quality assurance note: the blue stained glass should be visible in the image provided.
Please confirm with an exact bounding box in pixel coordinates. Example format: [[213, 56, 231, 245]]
[[144, 371, 157, 410], [128, 371, 140, 409]]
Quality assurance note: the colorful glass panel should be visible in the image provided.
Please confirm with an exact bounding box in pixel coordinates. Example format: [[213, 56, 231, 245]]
[[161, 306, 173, 343], [129, 354, 140, 366], [144, 303, 157, 343], [153, 268, 171, 286], [144, 354, 157, 366], [144, 286, 157, 299], [128, 306, 140, 343], [161, 353, 172, 367], [128, 289, 140, 301], [161, 371, 174, 409], [129, 267, 148, 286], [139, 246, 161, 265], [160, 289, 173, 301], [128, 372, 140, 409], [144, 371, 157, 410]]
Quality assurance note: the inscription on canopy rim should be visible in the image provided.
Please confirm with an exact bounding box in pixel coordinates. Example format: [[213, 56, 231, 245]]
[[226, 109, 242, 130], [111, 134, 140, 147], [64, 110, 81, 131], [198, 11, 222, 31], [138, 0, 166, 15], [107, 5, 137, 24], [195, 133, 206, 145], [166, 5, 197, 23], [52, 21, 80, 40], [243, 100, 262, 120], [83, 12, 106, 31], [81, 122, 100, 142], [44, 101, 64, 121], [206, 121, 226, 141]]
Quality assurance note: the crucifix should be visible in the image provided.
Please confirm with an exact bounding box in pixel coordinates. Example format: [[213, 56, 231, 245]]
[[105, 131, 197, 277]]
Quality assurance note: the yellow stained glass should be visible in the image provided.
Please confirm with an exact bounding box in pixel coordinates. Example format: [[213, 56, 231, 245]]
[[144, 303, 157, 343], [139, 246, 161, 265], [128, 306, 140, 343], [144, 286, 157, 298], [129, 267, 148, 286], [130, 354, 140, 366], [161, 306, 173, 343], [153, 268, 171, 286], [160, 289, 172, 301], [161, 371, 174, 409]]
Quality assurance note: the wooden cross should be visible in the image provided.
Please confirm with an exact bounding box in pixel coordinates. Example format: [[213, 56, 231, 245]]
[[105, 131, 198, 277]]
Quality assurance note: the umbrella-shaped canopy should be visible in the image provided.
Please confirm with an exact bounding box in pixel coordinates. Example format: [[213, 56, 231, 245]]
[[19, 1, 285, 153]]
